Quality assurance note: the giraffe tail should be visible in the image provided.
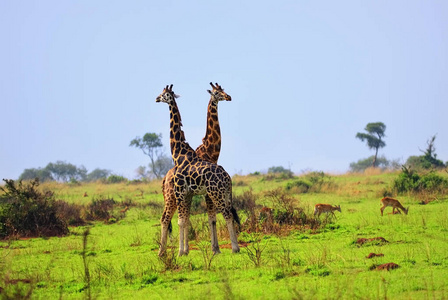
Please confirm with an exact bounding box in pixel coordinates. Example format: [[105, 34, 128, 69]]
[[231, 207, 241, 226], [168, 221, 173, 236]]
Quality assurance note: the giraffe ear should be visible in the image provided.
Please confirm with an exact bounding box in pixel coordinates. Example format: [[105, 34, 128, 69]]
[[207, 90, 212, 95], [174, 94, 180, 98]]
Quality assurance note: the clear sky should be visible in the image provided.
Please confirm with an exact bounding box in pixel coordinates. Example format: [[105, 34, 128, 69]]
[[1, 1, 447, 180]]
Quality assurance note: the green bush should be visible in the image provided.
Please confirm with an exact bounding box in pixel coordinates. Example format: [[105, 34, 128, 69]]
[[105, 175, 127, 184], [285, 180, 311, 193], [285, 171, 334, 193], [0, 179, 68, 238], [392, 167, 448, 194]]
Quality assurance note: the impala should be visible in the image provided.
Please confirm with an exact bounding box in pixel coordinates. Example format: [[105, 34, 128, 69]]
[[380, 197, 409, 216], [314, 204, 341, 218]]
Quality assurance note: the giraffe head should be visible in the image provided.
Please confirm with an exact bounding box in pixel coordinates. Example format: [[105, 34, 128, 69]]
[[207, 82, 231, 103], [156, 84, 180, 104]]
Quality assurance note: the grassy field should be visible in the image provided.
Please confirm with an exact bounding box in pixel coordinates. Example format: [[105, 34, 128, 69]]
[[1, 170, 448, 299]]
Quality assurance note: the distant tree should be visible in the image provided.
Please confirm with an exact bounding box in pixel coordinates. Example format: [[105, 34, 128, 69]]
[[130, 133, 173, 179], [19, 167, 53, 182], [405, 135, 446, 170], [267, 166, 293, 178], [153, 155, 174, 178], [135, 166, 150, 180], [349, 155, 400, 172], [356, 122, 386, 168], [45, 161, 87, 182], [86, 168, 111, 182]]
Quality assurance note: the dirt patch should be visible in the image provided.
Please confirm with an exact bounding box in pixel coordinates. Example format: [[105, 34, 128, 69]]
[[366, 252, 384, 259], [375, 262, 400, 271], [356, 237, 388, 246]]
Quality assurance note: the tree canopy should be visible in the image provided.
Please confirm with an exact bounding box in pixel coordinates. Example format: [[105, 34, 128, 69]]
[[355, 122, 386, 168], [19, 162, 110, 182], [130, 132, 173, 179], [405, 135, 446, 170]]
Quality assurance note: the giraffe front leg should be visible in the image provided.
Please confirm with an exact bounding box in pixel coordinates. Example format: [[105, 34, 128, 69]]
[[177, 194, 192, 256], [178, 217, 189, 256], [205, 195, 220, 254]]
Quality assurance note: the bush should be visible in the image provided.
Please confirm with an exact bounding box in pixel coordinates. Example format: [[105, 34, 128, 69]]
[[266, 166, 293, 179], [392, 167, 448, 195], [86, 197, 116, 222], [286, 171, 334, 193], [285, 180, 311, 193], [105, 175, 127, 184], [0, 179, 68, 238], [54, 200, 86, 226]]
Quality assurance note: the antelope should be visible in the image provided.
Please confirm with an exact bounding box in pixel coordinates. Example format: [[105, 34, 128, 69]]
[[314, 204, 341, 218], [380, 197, 409, 216]]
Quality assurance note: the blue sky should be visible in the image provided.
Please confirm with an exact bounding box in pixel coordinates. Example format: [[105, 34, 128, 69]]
[[1, 1, 447, 180]]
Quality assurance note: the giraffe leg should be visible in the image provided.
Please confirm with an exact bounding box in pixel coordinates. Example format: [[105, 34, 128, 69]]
[[159, 190, 177, 256], [175, 187, 187, 256], [221, 206, 240, 253], [205, 195, 220, 254], [225, 215, 240, 253], [158, 196, 176, 256], [159, 174, 177, 257], [177, 194, 192, 256]]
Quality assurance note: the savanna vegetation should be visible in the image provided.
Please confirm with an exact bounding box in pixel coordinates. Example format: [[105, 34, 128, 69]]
[[1, 167, 448, 299]]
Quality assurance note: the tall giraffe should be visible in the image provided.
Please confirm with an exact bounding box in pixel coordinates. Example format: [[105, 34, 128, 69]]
[[159, 83, 232, 256], [156, 84, 239, 256]]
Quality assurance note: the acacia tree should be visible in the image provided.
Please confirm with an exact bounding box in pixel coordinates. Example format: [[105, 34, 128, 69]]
[[130, 133, 173, 179], [356, 122, 386, 168]]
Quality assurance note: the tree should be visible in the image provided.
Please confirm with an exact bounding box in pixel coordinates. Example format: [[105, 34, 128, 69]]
[[45, 161, 87, 182], [86, 168, 111, 182], [405, 135, 446, 170], [19, 167, 53, 182], [355, 122, 386, 168], [130, 133, 173, 179]]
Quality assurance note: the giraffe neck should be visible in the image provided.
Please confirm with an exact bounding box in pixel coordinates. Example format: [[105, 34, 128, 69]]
[[195, 99, 221, 163], [168, 101, 196, 166]]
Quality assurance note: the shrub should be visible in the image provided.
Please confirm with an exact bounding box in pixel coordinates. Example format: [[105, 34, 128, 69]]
[[86, 196, 116, 222], [0, 179, 68, 238], [54, 200, 86, 226], [392, 167, 448, 195], [285, 180, 311, 193], [105, 175, 127, 184], [286, 171, 335, 193]]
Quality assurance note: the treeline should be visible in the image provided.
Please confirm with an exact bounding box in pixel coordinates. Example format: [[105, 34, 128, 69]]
[[350, 134, 446, 173], [19, 161, 112, 183]]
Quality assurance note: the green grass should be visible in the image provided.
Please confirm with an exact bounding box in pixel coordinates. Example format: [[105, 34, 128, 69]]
[[1, 171, 448, 299]]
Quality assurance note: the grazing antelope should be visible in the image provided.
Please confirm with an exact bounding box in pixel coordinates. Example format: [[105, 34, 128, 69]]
[[380, 197, 409, 216], [314, 204, 341, 218]]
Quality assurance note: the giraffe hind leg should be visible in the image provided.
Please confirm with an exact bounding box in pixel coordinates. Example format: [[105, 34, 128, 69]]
[[205, 195, 220, 254]]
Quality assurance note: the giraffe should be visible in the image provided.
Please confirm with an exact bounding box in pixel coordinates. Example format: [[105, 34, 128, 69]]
[[159, 83, 232, 256], [156, 84, 240, 256]]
